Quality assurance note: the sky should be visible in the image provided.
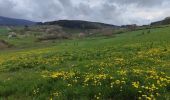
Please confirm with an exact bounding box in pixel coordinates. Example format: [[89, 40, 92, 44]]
[[0, 0, 170, 25]]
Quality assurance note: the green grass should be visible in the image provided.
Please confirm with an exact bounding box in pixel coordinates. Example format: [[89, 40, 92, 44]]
[[0, 26, 170, 100], [0, 27, 9, 34]]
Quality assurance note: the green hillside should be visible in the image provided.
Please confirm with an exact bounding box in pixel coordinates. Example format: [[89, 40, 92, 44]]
[[0, 25, 170, 100]]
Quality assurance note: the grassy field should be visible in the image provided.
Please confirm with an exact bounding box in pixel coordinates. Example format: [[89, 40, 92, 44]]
[[0, 26, 170, 100]]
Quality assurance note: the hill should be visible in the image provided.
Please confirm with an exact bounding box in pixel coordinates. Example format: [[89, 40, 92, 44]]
[[0, 25, 170, 99], [38, 20, 120, 29], [0, 16, 35, 26], [151, 17, 170, 26]]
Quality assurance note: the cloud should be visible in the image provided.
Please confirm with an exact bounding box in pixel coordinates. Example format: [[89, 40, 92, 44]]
[[0, 0, 170, 25]]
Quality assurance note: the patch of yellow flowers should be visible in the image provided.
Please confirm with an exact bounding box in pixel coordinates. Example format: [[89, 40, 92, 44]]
[[0, 45, 169, 99]]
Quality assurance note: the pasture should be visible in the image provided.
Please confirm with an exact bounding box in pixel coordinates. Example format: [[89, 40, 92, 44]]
[[0, 26, 170, 100]]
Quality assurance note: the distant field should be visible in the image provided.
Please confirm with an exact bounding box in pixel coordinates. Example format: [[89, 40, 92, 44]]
[[0, 28, 9, 35], [0, 26, 170, 100]]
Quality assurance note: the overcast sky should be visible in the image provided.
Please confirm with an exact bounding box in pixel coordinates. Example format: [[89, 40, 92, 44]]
[[0, 0, 170, 25]]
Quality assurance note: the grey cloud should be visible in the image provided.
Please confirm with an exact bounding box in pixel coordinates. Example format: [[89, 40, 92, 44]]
[[0, 0, 170, 25], [0, 0, 21, 18], [109, 0, 167, 7]]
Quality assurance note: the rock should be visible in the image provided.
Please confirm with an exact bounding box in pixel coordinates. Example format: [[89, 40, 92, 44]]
[[0, 39, 11, 49]]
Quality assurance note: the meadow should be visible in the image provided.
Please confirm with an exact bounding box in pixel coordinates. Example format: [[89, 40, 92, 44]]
[[0, 26, 170, 100]]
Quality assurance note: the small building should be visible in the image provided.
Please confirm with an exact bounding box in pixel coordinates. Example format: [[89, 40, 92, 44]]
[[78, 33, 86, 38]]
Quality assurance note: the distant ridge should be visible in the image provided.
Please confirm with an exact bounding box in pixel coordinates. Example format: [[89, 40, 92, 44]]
[[38, 20, 120, 29], [0, 16, 35, 26], [151, 17, 170, 26]]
